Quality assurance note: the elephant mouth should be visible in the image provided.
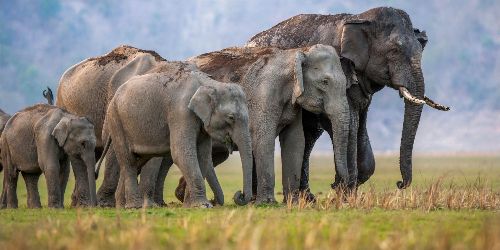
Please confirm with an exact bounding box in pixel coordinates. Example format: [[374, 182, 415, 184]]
[[223, 135, 234, 154]]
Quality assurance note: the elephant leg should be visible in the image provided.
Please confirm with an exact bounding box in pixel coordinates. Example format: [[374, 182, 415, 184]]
[[22, 172, 41, 209], [175, 150, 228, 202], [279, 113, 305, 203], [97, 149, 120, 207], [70, 157, 91, 207], [174, 177, 187, 203], [115, 173, 126, 208], [45, 162, 63, 208], [5, 170, 19, 209], [114, 151, 143, 209], [153, 157, 173, 206], [253, 120, 278, 205], [300, 111, 323, 202], [139, 157, 162, 207], [356, 111, 375, 185], [59, 158, 70, 207], [170, 128, 210, 208], [0, 180, 6, 208], [252, 157, 257, 200]]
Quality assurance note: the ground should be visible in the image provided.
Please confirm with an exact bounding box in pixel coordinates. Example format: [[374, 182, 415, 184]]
[[0, 155, 499, 249]]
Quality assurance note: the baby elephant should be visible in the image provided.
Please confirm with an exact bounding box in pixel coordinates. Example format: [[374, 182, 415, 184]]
[[97, 61, 253, 208], [0, 104, 97, 208]]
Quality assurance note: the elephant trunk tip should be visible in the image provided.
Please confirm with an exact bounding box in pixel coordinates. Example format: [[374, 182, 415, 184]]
[[233, 191, 250, 206], [396, 179, 411, 189]]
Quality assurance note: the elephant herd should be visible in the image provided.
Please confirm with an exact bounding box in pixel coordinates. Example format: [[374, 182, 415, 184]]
[[0, 7, 448, 209]]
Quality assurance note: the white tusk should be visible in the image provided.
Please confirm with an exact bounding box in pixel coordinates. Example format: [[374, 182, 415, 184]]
[[424, 96, 450, 111], [399, 87, 425, 105]]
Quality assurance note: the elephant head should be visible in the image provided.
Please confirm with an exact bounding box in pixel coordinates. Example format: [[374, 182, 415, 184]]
[[188, 82, 253, 205], [293, 44, 350, 186], [52, 116, 97, 205], [339, 7, 449, 188]]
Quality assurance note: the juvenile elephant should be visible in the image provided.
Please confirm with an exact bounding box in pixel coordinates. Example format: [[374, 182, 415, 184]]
[[247, 7, 449, 194], [177, 44, 349, 204], [0, 104, 97, 208], [97, 61, 253, 208], [57, 45, 171, 207]]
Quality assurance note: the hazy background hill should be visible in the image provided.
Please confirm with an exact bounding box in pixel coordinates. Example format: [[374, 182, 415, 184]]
[[0, 0, 499, 153]]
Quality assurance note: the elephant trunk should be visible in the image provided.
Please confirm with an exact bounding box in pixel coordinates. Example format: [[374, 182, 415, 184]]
[[326, 97, 350, 187], [232, 121, 254, 206], [397, 59, 425, 189], [83, 153, 97, 206]]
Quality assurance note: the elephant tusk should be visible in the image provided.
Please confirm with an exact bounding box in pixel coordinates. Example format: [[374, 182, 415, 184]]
[[399, 87, 425, 105], [423, 96, 450, 111]]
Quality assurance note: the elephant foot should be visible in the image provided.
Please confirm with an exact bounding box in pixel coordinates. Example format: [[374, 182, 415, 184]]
[[154, 200, 167, 207], [27, 203, 42, 209], [300, 188, 317, 203], [48, 201, 64, 209], [174, 177, 187, 202], [124, 199, 144, 209], [97, 193, 116, 208], [255, 194, 277, 205], [7, 204, 19, 209], [184, 197, 213, 208]]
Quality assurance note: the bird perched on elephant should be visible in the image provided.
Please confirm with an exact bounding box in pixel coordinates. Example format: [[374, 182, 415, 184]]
[[172, 44, 349, 204], [95, 61, 253, 208], [0, 104, 97, 208], [56, 45, 171, 207], [247, 7, 450, 195]]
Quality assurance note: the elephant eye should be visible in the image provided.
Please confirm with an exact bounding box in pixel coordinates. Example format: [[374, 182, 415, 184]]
[[321, 79, 329, 85], [227, 113, 235, 123], [81, 141, 86, 149]]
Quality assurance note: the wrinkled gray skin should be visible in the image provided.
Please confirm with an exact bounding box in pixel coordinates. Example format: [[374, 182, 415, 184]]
[[57, 45, 171, 207], [0, 104, 96, 208], [247, 7, 449, 193], [97, 61, 253, 208], [182, 45, 349, 204], [0, 108, 11, 173]]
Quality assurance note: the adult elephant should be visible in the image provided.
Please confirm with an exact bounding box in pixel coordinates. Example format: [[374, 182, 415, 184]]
[[174, 44, 349, 204], [0, 108, 11, 173], [247, 7, 449, 194], [56, 45, 171, 207]]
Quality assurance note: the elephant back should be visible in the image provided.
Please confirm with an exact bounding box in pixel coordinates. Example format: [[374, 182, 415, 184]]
[[190, 47, 277, 84], [56, 45, 167, 148]]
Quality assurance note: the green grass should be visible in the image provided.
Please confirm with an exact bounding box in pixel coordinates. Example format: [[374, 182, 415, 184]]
[[0, 155, 499, 249]]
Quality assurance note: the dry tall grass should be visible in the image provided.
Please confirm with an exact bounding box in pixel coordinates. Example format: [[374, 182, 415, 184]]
[[0, 177, 498, 250]]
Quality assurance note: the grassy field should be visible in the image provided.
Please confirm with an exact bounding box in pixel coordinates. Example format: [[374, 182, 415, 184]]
[[0, 154, 499, 249]]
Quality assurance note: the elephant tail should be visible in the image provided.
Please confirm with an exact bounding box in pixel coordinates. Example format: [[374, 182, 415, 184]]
[[95, 135, 112, 179], [43, 87, 54, 105]]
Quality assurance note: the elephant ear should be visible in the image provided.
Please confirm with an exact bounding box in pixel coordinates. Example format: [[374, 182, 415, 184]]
[[188, 86, 217, 127], [340, 19, 371, 71], [292, 51, 305, 105], [52, 117, 72, 147], [414, 28, 428, 49]]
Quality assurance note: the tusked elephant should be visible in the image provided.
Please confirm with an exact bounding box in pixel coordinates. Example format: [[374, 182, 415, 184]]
[[173, 44, 349, 204], [95, 61, 253, 208], [0, 104, 97, 208], [247, 7, 449, 195], [56, 45, 172, 207]]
